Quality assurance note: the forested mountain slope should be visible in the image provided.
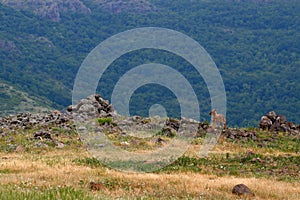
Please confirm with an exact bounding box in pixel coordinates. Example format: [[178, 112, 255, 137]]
[[0, 0, 299, 126]]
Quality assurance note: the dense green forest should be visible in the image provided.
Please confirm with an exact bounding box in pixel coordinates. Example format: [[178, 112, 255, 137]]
[[0, 0, 299, 127]]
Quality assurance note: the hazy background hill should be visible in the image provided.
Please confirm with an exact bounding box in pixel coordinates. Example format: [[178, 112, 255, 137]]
[[0, 0, 299, 127]]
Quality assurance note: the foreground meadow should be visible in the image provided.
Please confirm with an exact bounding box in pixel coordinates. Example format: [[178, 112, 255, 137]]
[[0, 123, 299, 200]]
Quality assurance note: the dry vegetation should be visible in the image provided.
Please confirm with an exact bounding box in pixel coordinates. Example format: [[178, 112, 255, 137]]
[[1, 149, 299, 199], [0, 127, 299, 199]]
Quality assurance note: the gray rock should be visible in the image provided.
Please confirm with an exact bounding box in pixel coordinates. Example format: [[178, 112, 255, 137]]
[[266, 111, 277, 122], [34, 141, 49, 148], [232, 184, 255, 196], [56, 142, 65, 149], [78, 126, 87, 131], [34, 131, 52, 140], [259, 111, 299, 134]]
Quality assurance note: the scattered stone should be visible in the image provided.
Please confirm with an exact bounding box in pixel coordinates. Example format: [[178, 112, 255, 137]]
[[0, 111, 73, 130], [34, 141, 49, 148], [2, 96, 299, 153], [34, 131, 52, 140], [257, 143, 266, 148], [15, 145, 25, 153], [165, 118, 180, 131], [78, 126, 87, 131], [56, 142, 65, 149], [6, 137, 14, 143], [120, 141, 130, 146], [222, 128, 256, 140], [244, 150, 255, 158], [198, 121, 209, 131], [90, 181, 105, 191], [196, 121, 209, 137], [154, 137, 166, 144], [161, 127, 176, 137], [232, 184, 255, 197], [259, 111, 300, 134]]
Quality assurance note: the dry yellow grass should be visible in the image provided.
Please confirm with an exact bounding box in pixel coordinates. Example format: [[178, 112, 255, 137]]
[[0, 148, 299, 199]]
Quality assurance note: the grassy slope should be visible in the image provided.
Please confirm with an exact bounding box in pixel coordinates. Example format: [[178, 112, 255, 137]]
[[0, 123, 299, 199], [0, 82, 53, 116]]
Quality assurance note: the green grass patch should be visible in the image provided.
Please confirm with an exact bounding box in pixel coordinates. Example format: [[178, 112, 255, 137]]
[[73, 157, 106, 169], [97, 117, 113, 126], [232, 130, 300, 153], [0, 169, 22, 174], [161, 153, 300, 182], [0, 185, 94, 200]]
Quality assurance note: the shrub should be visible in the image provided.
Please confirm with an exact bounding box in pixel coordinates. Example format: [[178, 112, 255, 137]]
[[97, 117, 112, 126]]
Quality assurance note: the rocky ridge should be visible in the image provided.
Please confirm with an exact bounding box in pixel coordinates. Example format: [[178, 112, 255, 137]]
[[96, 0, 158, 14], [0, 0, 157, 21], [0, 0, 91, 22], [1, 95, 299, 145]]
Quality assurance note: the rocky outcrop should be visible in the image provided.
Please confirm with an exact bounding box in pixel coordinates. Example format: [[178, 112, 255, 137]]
[[196, 121, 209, 137], [68, 94, 114, 123], [0, 0, 91, 22], [2, 95, 299, 145], [1, 0, 158, 21], [97, 0, 158, 14], [259, 111, 300, 134], [0, 40, 17, 51], [0, 95, 115, 148]]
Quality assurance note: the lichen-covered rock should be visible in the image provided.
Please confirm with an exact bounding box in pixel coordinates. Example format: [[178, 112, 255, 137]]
[[69, 94, 115, 122]]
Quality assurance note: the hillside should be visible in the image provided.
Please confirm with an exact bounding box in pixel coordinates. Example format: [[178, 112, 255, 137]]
[[0, 0, 91, 22], [0, 0, 299, 126], [0, 81, 52, 115], [0, 0, 156, 21]]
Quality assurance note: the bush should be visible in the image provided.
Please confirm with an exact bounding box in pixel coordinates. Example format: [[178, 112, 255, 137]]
[[97, 117, 112, 126]]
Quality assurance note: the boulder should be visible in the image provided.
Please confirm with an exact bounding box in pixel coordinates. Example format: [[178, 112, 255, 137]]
[[196, 121, 209, 137], [90, 181, 105, 191], [68, 94, 114, 120], [266, 111, 277, 122], [232, 184, 255, 197], [259, 111, 299, 134], [259, 116, 272, 130], [165, 118, 180, 131], [161, 127, 176, 137]]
